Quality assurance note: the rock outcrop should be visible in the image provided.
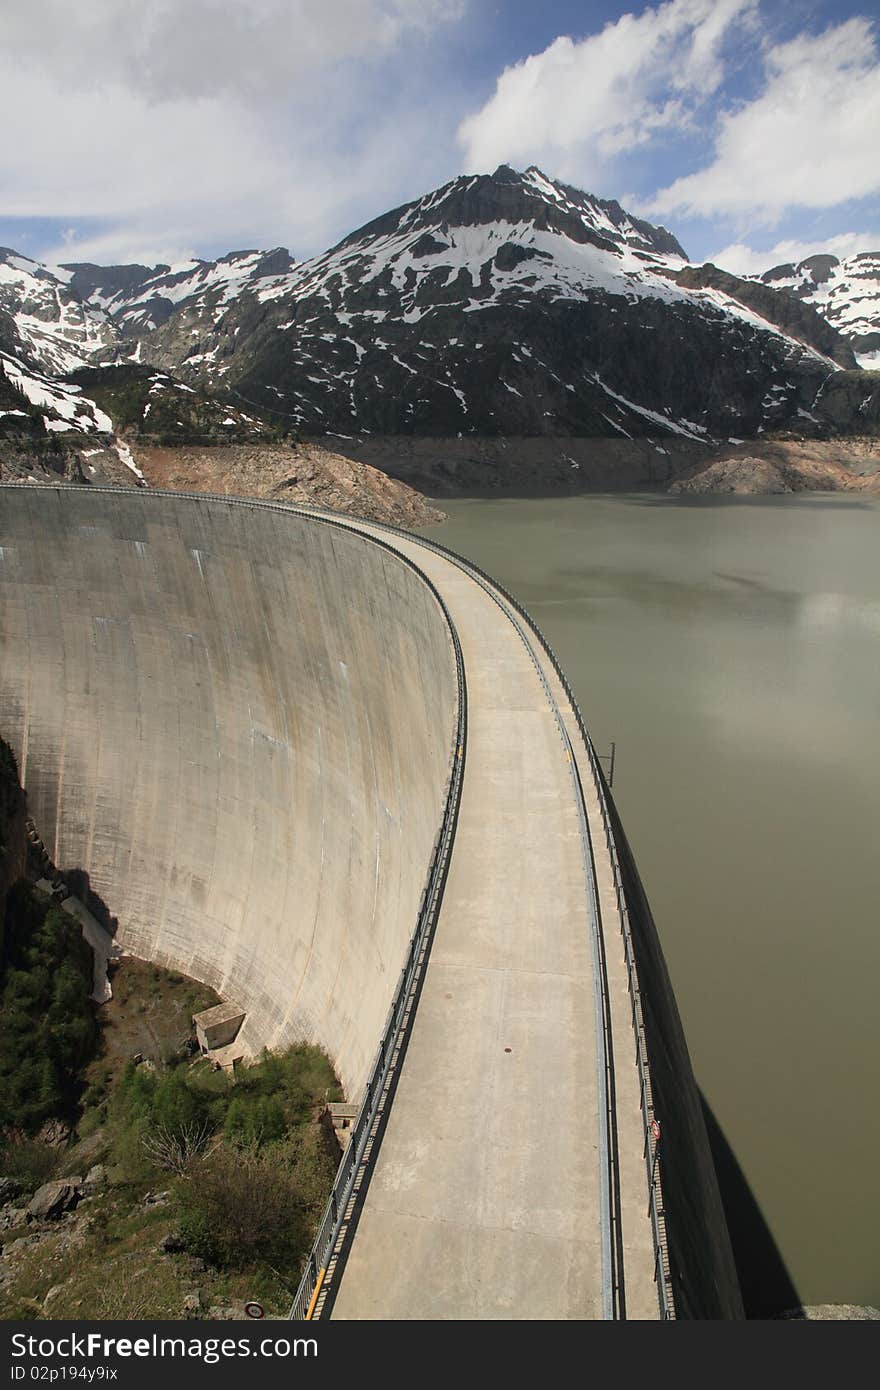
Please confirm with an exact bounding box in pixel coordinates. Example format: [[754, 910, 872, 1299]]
[[26, 1179, 83, 1222], [132, 440, 445, 526]]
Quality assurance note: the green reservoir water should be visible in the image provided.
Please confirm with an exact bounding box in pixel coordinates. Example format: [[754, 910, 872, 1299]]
[[431, 492, 880, 1313]]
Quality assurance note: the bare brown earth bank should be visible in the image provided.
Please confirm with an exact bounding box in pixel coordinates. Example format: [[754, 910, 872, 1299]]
[[0, 438, 445, 527], [5, 432, 878, 511], [315, 433, 880, 498], [133, 440, 446, 526]]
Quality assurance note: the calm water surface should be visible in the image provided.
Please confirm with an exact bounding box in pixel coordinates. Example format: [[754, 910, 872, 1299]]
[[431, 492, 880, 1311]]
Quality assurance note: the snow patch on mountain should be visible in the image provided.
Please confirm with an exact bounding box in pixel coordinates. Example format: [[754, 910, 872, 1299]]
[[0, 248, 116, 375], [758, 252, 880, 366], [0, 349, 113, 433]]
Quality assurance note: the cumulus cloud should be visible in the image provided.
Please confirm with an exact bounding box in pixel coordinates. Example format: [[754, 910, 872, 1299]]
[[712, 231, 880, 277], [648, 18, 880, 222], [0, 0, 466, 264], [457, 0, 758, 180], [3, 0, 464, 101]]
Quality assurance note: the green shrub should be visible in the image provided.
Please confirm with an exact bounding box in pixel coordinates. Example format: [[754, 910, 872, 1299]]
[[176, 1145, 309, 1270], [223, 1094, 286, 1149]]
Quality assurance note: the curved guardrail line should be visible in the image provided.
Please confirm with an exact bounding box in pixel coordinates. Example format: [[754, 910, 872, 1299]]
[[404, 547, 620, 1320], [385, 522, 676, 1320], [256, 497, 621, 1319], [306, 504, 670, 1320], [275, 506, 620, 1319], [283, 549, 466, 1322]]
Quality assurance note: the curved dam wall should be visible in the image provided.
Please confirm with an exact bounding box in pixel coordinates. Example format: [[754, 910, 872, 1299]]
[[0, 487, 457, 1099]]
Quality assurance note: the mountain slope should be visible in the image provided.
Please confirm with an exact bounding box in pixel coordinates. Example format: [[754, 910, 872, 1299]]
[[0, 249, 115, 375], [758, 253, 880, 368], [62, 247, 297, 338], [99, 166, 853, 441], [0, 169, 875, 447]]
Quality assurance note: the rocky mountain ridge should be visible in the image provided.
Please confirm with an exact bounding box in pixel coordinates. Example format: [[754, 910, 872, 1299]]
[[1, 167, 878, 458], [757, 252, 880, 368]]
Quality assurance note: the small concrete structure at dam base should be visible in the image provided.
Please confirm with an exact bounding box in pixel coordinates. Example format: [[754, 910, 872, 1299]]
[[194, 1001, 246, 1054], [0, 483, 743, 1320]]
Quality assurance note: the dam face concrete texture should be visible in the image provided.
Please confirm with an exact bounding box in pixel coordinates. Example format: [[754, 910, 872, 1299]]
[[0, 488, 457, 1100]]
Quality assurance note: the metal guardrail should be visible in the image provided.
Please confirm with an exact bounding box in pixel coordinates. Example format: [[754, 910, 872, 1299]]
[[397, 531, 676, 1320], [286, 555, 466, 1321], [276, 507, 624, 1319], [409, 547, 621, 1319], [9, 483, 672, 1319], [350, 514, 675, 1320]]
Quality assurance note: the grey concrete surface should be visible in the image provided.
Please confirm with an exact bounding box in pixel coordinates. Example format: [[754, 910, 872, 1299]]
[[327, 526, 660, 1321], [0, 487, 457, 1100]]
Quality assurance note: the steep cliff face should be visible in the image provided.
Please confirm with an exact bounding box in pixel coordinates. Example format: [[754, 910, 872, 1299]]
[[811, 370, 880, 434], [674, 264, 856, 369]]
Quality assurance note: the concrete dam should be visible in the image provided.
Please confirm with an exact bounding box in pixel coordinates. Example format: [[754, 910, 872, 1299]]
[[0, 484, 742, 1320]]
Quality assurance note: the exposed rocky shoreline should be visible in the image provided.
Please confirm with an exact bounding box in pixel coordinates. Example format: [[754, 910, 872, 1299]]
[[314, 432, 880, 500], [133, 440, 445, 525], [3, 432, 878, 519]]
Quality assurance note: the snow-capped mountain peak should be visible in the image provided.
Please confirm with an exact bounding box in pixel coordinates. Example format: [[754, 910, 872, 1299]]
[[63, 246, 298, 335], [0, 247, 116, 376], [0, 166, 876, 449], [758, 251, 880, 368]]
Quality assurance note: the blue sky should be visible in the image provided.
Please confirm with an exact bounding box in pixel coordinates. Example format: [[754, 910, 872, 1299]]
[[1, 0, 878, 274]]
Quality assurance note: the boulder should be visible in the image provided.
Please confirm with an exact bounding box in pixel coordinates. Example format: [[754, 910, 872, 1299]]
[[36, 1119, 72, 1147], [26, 1178, 82, 1221], [206, 1305, 245, 1320], [183, 1290, 202, 1318]]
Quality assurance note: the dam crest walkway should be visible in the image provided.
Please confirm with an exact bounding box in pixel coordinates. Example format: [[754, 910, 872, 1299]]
[[297, 510, 664, 1321]]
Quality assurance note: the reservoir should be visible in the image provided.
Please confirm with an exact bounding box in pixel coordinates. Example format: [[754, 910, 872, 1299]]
[[430, 491, 880, 1314]]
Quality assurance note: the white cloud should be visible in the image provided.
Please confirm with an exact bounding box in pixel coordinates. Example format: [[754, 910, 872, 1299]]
[[0, 0, 466, 264], [457, 0, 757, 181], [648, 18, 880, 222], [712, 231, 880, 277], [3, 0, 464, 101]]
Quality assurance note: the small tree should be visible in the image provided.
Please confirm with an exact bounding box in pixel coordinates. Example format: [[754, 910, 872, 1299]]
[[141, 1118, 215, 1175], [177, 1146, 309, 1269]]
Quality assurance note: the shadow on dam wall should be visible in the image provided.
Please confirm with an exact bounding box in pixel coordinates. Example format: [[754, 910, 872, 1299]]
[[701, 1096, 801, 1318], [0, 487, 458, 1102], [595, 759, 745, 1319], [602, 749, 799, 1317]]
